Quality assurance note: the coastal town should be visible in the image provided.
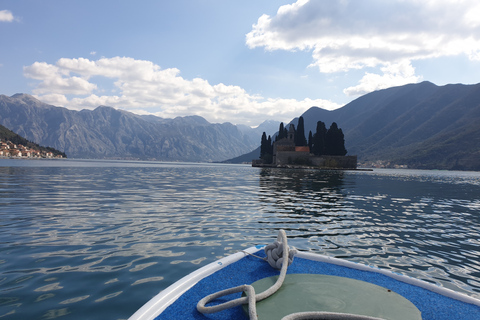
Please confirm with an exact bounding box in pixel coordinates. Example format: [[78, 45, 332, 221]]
[[0, 139, 65, 159]]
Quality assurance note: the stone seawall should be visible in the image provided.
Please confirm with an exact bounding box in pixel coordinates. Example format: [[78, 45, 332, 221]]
[[310, 155, 357, 169], [253, 155, 357, 169]]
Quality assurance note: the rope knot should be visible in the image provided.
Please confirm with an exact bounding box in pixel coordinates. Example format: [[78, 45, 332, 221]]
[[264, 239, 297, 270]]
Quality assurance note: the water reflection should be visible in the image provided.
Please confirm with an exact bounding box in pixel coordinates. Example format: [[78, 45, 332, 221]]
[[1, 161, 480, 320], [259, 168, 346, 194], [257, 168, 364, 248], [258, 168, 348, 217], [257, 167, 480, 299]]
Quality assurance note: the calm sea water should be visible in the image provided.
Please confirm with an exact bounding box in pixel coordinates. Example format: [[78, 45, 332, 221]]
[[1, 159, 479, 320]]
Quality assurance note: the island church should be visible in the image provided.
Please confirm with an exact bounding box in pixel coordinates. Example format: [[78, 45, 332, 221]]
[[254, 124, 357, 169]]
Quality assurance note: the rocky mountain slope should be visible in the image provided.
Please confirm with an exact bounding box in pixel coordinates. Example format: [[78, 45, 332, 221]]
[[0, 94, 264, 162]]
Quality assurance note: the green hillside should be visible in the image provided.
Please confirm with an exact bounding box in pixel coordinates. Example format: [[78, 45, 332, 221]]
[[0, 124, 67, 158]]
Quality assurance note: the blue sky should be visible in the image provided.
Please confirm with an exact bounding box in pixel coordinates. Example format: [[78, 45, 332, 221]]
[[2, 0, 480, 126]]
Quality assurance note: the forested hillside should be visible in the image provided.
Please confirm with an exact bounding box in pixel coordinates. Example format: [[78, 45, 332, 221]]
[[0, 124, 66, 158]]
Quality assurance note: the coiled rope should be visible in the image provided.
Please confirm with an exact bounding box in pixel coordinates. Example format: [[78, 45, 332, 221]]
[[196, 230, 384, 320]]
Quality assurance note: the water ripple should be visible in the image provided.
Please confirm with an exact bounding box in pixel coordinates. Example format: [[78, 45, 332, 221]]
[[0, 160, 479, 319]]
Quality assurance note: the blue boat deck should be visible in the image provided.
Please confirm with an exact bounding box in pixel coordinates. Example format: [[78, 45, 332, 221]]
[[155, 251, 480, 320]]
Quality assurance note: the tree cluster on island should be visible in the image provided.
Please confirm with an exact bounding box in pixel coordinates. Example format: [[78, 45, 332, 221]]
[[260, 116, 347, 164]]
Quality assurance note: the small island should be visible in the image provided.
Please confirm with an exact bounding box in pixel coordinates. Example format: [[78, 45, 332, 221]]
[[253, 117, 357, 169]]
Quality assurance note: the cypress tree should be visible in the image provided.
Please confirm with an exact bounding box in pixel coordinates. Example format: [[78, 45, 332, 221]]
[[267, 135, 272, 154], [260, 132, 274, 163], [295, 116, 307, 146], [260, 132, 267, 159], [325, 122, 347, 156], [312, 121, 327, 155], [337, 128, 347, 156], [308, 131, 313, 151], [277, 122, 285, 141]]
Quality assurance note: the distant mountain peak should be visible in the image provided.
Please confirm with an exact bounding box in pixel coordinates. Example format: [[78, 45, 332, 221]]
[[11, 93, 40, 101], [11, 93, 32, 98], [174, 115, 210, 126], [9, 93, 51, 108], [94, 105, 119, 112], [258, 119, 280, 125]]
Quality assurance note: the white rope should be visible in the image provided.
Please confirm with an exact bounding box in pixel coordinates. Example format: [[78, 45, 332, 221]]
[[264, 238, 297, 269], [196, 230, 386, 320], [197, 229, 291, 319]]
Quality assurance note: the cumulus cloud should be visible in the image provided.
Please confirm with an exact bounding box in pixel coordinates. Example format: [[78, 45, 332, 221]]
[[247, 0, 480, 71], [343, 61, 422, 96], [24, 56, 340, 126], [247, 0, 480, 94], [0, 10, 14, 22], [24, 61, 96, 95]]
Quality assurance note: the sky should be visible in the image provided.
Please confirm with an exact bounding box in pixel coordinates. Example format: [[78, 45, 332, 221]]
[[1, 0, 480, 127]]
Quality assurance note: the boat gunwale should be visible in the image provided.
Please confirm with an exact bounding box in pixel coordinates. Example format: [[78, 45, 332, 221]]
[[128, 246, 263, 320], [129, 246, 480, 320]]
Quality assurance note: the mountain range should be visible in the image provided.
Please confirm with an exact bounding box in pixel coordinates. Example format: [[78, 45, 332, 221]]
[[288, 81, 480, 170], [1, 80, 479, 170], [228, 81, 480, 171], [0, 94, 277, 162]]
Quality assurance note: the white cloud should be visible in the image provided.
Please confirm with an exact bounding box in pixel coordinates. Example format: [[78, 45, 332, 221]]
[[343, 61, 422, 96], [24, 56, 341, 126], [24, 61, 96, 95], [0, 10, 14, 22], [35, 94, 69, 106], [246, 0, 480, 72]]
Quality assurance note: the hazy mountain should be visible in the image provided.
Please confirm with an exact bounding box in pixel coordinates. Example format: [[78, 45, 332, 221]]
[[0, 94, 261, 162], [291, 81, 480, 170], [223, 146, 260, 164], [236, 119, 281, 144]]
